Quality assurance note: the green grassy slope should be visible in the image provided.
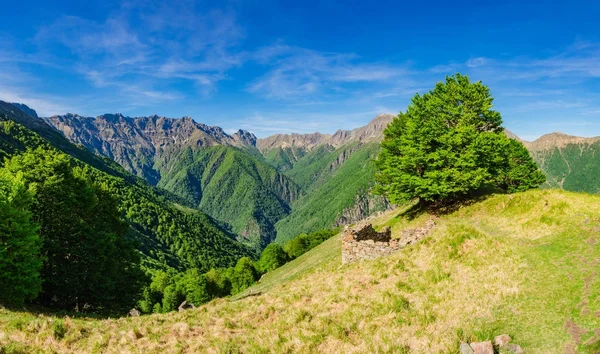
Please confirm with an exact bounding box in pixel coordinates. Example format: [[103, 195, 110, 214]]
[[2, 189, 599, 353], [156, 146, 302, 250], [275, 142, 385, 243], [0, 113, 251, 272]]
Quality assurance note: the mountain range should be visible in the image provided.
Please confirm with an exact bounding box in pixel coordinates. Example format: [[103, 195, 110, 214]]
[[38, 109, 396, 249], [8, 100, 600, 251]]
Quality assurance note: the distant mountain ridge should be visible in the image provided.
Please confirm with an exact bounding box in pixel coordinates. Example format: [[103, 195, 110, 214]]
[[257, 114, 394, 153], [44, 113, 257, 184], [504, 129, 600, 193]]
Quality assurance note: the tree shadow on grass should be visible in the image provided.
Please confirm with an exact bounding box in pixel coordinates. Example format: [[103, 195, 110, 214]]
[[400, 192, 494, 221], [1, 303, 123, 320]]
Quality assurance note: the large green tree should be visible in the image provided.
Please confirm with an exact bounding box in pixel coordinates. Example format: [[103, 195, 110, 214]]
[[0, 170, 42, 306], [4, 148, 146, 312], [376, 74, 545, 206]]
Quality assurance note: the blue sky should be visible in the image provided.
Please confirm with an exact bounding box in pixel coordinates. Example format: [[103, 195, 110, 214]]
[[2, 0, 600, 139]]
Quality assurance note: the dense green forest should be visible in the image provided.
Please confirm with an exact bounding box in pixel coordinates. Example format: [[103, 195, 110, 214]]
[[156, 145, 302, 250], [530, 143, 600, 194]]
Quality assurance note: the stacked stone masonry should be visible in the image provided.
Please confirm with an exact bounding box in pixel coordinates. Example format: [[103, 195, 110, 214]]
[[342, 218, 436, 264]]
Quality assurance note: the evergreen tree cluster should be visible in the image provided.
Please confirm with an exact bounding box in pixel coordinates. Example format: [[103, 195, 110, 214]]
[[0, 147, 145, 311], [376, 74, 545, 206]]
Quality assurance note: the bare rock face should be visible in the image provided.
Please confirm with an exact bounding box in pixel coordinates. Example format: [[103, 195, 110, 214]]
[[529, 132, 600, 151], [43, 113, 257, 184], [256, 132, 331, 153], [329, 114, 394, 147], [504, 129, 600, 151], [232, 129, 258, 146], [257, 113, 395, 155], [335, 193, 391, 227]]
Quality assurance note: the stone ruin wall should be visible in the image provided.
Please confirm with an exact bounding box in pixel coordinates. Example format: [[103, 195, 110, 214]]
[[342, 219, 436, 264]]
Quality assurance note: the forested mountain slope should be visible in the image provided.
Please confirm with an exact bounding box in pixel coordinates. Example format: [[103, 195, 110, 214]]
[[43, 112, 300, 250], [274, 141, 389, 243], [507, 132, 600, 194], [157, 145, 301, 249], [0, 101, 251, 272], [257, 115, 394, 242]]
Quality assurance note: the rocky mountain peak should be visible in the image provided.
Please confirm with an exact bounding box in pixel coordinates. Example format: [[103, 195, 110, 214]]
[[232, 129, 258, 147], [42, 113, 259, 183], [256, 132, 331, 153], [330, 113, 395, 146]]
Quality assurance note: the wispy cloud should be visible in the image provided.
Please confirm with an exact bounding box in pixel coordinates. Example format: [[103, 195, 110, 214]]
[[247, 44, 409, 99], [31, 1, 243, 100]]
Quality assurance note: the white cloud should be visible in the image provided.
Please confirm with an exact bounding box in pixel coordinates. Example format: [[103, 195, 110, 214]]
[[247, 45, 409, 99], [32, 2, 244, 100]]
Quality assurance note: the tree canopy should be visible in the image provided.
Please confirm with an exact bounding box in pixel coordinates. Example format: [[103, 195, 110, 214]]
[[375, 74, 545, 206], [3, 148, 146, 312], [0, 169, 42, 306]]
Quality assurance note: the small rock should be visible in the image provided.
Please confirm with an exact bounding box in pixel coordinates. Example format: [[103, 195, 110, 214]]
[[470, 341, 494, 354], [494, 334, 511, 347], [460, 343, 475, 354], [505, 343, 523, 354]]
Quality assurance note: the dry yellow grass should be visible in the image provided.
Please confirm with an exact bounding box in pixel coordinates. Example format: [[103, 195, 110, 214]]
[[1, 189, 600, 353]]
